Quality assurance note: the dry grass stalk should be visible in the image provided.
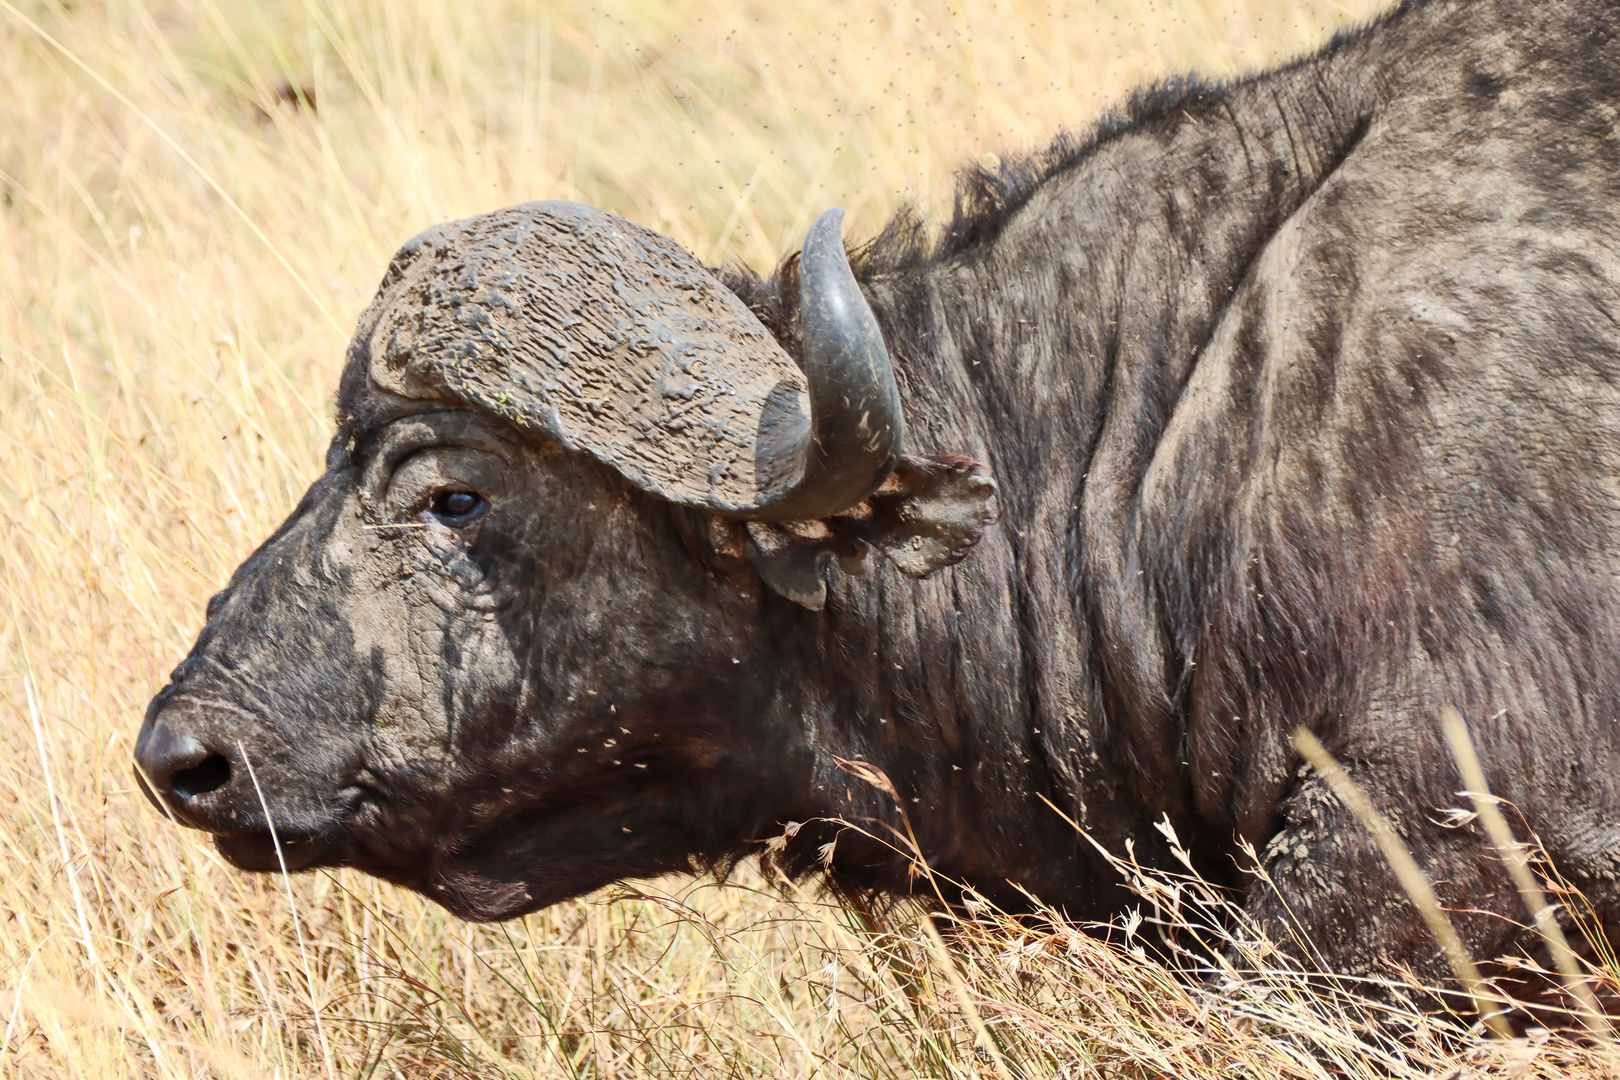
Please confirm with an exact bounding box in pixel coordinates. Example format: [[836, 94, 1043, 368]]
[[1439, 707, 1613, 1039], [1292, 727, 1516, 1038]]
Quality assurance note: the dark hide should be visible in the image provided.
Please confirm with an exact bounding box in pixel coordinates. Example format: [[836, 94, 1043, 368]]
[[140, 0, 1620, 987]]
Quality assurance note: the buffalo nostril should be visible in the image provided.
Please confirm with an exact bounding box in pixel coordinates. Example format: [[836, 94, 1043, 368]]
[[172, 753, 232, 800], [134, 719, 231, 807]]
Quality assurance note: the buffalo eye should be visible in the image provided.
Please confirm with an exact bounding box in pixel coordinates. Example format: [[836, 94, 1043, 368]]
[[427, 489, 487, 525]]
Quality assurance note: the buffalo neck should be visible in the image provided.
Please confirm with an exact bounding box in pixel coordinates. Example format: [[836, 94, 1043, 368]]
[[787, 33, 1386, 909]]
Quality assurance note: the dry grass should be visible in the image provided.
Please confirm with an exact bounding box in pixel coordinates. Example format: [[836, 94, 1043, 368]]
[[3, 0, 1618, 1075]]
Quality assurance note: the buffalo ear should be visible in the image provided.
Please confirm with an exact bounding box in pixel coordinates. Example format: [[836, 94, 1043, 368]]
[[831, 454, 999, 577], [744, 520, 866, 611], [678, 510, 862, 609], [739, 454, 999, 610]]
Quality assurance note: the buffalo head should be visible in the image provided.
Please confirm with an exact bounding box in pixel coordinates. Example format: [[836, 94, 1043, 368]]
[[134, 202, 996, 919]]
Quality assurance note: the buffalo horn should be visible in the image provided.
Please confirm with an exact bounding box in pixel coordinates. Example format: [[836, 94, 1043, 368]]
[[751, 209, 904, 520]]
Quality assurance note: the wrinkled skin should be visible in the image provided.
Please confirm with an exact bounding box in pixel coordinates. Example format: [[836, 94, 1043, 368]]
[[143, 402, 819, 918], [142, 0, 1620, 986]]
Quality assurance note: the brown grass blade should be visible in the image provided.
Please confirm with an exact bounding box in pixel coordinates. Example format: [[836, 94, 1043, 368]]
[[1292, 726, 1515, 1038]]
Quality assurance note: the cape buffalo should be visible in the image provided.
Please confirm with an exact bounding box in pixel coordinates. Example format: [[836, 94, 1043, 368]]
[[137, 0, 1620, 987]]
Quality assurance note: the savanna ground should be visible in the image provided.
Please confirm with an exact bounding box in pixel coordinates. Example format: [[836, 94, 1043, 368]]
[[4, 0, 1619, 1076]]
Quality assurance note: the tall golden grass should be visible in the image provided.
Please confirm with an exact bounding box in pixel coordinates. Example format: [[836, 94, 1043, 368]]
[[4, 0, 1617, 1075]]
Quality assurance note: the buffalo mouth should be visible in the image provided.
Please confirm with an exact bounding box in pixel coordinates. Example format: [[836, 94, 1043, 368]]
[[214, 828, 336, 872], [191, 760, 752, 924]]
